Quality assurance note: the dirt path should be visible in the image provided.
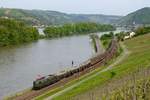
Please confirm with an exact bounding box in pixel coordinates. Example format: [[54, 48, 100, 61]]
[[45, 43, 130, 100]]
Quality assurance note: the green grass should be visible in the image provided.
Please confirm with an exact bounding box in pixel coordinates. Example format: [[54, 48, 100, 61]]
[[51, 33, 150, 100]]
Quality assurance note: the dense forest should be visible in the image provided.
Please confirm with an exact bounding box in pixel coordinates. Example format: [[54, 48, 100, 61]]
[[0, 18, 39, 46], [44, 22, 115, 38]]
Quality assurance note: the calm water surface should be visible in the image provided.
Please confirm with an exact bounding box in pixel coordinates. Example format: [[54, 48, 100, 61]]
[[0, 35, 93, 98]]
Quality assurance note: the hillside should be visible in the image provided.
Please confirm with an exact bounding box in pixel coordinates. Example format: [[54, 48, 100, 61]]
[[118, 7, 150, 25], [69, 14, 121, 24], [1, 7, 150, 26], [0, 8, 122, 25]]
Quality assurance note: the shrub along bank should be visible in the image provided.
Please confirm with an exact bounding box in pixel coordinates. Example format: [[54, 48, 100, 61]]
[[100, 32, 114, 48]]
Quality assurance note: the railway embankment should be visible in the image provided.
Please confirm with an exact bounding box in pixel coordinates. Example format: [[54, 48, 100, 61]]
[[90, 34, 104, 54]]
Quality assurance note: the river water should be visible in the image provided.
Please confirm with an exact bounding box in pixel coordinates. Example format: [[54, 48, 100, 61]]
[[0, 35, 93, 98], [0, 28, 127, 98]]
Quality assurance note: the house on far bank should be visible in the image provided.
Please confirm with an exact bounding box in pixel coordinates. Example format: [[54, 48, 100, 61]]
[[124, 32, 136, 40], [1, 16, 9, 19]]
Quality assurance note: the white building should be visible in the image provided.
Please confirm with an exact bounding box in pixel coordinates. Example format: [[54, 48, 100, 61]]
[[124, 32, 136, 40], [124, 36, 130, 40], [129, 32, 136, 38]]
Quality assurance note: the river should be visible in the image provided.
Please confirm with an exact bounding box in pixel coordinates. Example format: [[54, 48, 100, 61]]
[[0, 35, 93, 98], [0, 28, 127, 98]]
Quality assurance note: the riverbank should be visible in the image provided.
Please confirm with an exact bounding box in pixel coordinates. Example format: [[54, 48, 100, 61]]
[[90, 34, 104, 54]]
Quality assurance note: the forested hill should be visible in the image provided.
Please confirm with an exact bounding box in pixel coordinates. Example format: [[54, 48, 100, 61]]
[[118, 7, 150, 25], [0, 8, 122, 25], [0, 18, 39, 46]]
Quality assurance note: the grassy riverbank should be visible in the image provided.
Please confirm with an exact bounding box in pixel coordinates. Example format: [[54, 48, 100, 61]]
[[41, 33, 150, 100]]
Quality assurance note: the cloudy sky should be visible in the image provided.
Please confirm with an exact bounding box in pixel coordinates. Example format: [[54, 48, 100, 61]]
[[0, 0, 150, 15]]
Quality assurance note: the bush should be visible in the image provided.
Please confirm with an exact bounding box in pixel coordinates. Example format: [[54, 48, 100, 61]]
[[100, 32, 114, 48]]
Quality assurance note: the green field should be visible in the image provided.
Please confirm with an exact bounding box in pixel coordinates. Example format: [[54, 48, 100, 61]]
[[35, 33, 150, 100]]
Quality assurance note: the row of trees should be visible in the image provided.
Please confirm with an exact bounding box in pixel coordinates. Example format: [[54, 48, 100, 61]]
[[0, 18, 39, 46], [44, 22, 116, 38], [0, 19, 116, 46]]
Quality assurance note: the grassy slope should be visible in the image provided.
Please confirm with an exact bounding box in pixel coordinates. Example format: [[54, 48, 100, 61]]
[[51, 33, 150, 100], [102, 72, 150, 100]]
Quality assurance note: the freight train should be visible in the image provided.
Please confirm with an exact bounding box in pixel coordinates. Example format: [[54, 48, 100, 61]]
[[33, 39, 118, 90]]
